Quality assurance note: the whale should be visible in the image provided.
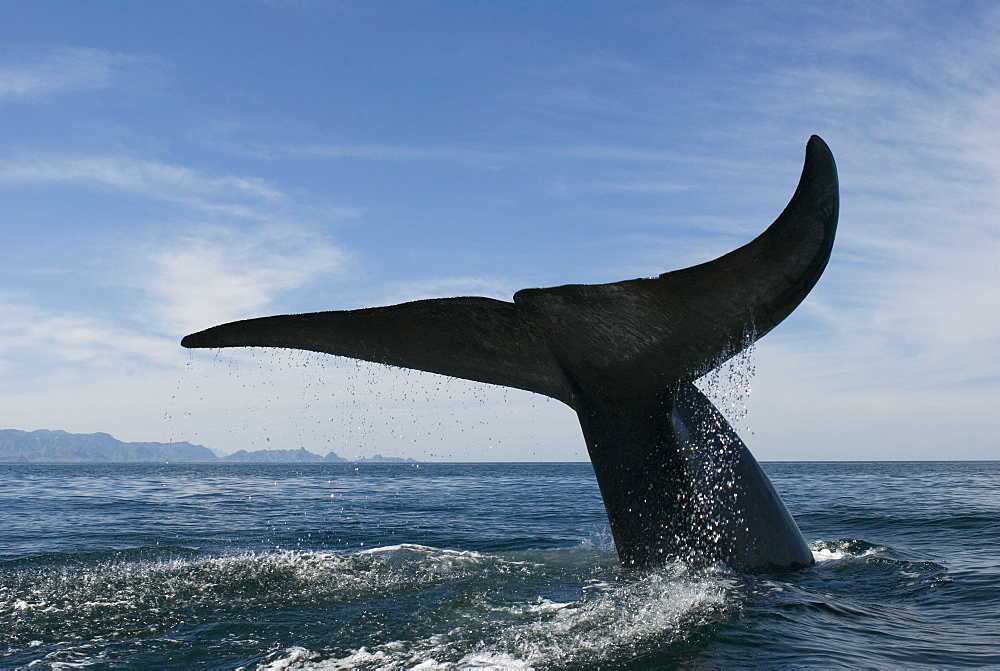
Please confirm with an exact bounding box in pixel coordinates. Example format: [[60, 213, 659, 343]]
[[182, 136, 838, 572]]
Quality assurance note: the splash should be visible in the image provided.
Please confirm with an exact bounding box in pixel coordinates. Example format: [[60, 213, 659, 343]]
[[259, 556, 730, 670], [670, 335, 758, 566], [1, 545, 726, 669], [694, 336, 756, 435], [810, 539, 890, 563]]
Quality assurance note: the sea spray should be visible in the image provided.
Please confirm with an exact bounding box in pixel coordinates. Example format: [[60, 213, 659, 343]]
[[694, 337, 756, 437]]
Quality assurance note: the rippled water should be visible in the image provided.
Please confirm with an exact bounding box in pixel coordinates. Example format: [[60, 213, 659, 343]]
[[1, 462, 998, 668]]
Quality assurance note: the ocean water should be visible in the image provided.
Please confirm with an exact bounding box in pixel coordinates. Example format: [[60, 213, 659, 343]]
[[1, 461, 997, 669]]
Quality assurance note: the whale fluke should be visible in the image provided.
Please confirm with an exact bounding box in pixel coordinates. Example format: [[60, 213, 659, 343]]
[[183, 136, 838, 571]]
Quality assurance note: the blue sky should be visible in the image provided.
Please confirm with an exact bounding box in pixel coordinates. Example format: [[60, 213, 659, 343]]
[[1, 1, 997, 460]]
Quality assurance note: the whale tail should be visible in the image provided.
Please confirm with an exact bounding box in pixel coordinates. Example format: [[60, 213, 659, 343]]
[[183, 136, 838, 571]]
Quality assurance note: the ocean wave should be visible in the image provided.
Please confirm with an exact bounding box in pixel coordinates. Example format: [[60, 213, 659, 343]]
[[4, 538, 985, 669], [810, 538, 888, 563], [258, 558, 731, 670], [4, 543, 722, 669], [1, 543, 519, 621]]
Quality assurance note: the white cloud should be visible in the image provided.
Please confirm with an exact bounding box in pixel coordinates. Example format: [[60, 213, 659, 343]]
[[0, 154, 307, 221], [0, 220, 351, 447], [138, 226, 348, 336], [543, 145, 692, 163], [553, 179, 695, 196], [785, 63, 1000, 377], [747, 333, 1000, 461], [269, 144, 497, 162], [0, 295, 176, 377], [0, 147, 356, 356], [703, 11, 1000, 459], [0, 46, 151, 100]]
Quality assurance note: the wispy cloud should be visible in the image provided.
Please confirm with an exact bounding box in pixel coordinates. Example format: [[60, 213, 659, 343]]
[[553, 179, 695, 196], [517, 53, 658, 120], [0, 222, 349, 379], [699, 7, 1000, 459], [0, 147, 357, 352], [138, 226, 348, 336], [765, 38, 1000, 387], [284, 144, 496, 162], [0, 46, 154, 100], [222, 141, 499, 163], [0, 153, 362, 222], [0, 294, 176, 375]]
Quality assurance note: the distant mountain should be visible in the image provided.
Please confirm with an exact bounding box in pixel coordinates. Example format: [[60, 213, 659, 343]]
[[222, 447, 326, 463], [223, 449, 413, 463], [0, 429, 418, 464], [356, 454, 419, 463], [0, 429, 216, 463]]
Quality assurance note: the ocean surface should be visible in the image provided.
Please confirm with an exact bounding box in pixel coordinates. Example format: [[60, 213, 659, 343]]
[[1, 461, 997, 669]]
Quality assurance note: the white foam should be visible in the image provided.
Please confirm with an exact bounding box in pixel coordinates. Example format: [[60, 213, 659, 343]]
[[524, 597, 571, 614], [259, 646, 319, 670], [497, 570, 723, 664], [267, 562, 729, 670], [1, 546, 499, 638], [810, 540, 887, 564], [356, 543, 480, 559], [7, 547, 730, 670], [812, 547, 847, 562], [452, 652, 533, 669]]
